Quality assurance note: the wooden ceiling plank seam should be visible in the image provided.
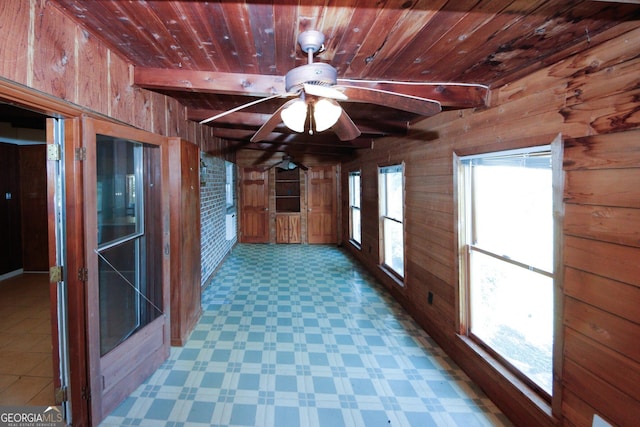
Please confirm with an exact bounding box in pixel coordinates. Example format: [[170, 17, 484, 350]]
[[418, 0, 543, 82], [51, 0, 158, 68], [342, 0, 412, 77], [431, 0, 620, 84], [218, 1, 262, 73], [364, 0, 451, 78], [315, 0, 359, 67], [108, 1, 187, 69], [393, 0, 493, 79], [273, 2, 299, 75], [161, 1, 229, 72], [328, 0, 381, 76], [199, 2, 247, 72], [357, 2, 436, 77], [246, 2, 277, 75]]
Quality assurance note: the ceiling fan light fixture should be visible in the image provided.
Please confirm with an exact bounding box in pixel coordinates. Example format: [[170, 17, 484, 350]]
[[281, 99, 308, 133], [313, 98, 342, 132]]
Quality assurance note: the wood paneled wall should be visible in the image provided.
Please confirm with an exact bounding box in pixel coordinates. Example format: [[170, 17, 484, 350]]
[[341, 25, 640, 427]]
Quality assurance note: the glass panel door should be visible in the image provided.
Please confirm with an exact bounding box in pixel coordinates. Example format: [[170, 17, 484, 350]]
[[83, 118, 169, 424]]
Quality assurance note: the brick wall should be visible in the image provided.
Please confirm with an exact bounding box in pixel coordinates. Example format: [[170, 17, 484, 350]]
[[200, 153, 237, 287]]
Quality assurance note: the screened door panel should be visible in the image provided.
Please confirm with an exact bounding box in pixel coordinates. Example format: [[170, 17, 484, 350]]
[[83, 118, 170, 424]]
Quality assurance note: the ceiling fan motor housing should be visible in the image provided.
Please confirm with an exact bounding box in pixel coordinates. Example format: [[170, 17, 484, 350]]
[[285, 63, 338, 92]]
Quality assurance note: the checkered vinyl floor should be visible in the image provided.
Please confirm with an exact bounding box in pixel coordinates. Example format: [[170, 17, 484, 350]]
[[99, 244, 512, 427]]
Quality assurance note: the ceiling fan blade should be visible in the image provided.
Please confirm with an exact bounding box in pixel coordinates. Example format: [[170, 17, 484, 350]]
[[303, 83, 347, 100], [332, 110, 361, 141], [250, 99, 299, 143], [200, 92, 295, 125], [336, 85, 441, 116]]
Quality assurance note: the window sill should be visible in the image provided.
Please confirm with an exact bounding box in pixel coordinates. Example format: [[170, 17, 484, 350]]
[[379, 265, 404, 288], [349, 240, 361, 251], [455, 334, 553, 419]]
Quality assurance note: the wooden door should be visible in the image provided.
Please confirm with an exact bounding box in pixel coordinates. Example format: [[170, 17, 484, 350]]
[[307, 165, 337, 244], [83, 118, 170, 424], [240, 168, 269, 243]]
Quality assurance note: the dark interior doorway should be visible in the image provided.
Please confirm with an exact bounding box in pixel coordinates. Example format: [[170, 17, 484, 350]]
[[0, 103, 53, 405]]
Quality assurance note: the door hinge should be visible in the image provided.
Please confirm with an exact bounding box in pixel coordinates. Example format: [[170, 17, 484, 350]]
[[47, 144, 61, 161], [78, 267, 88, 282], [81, 385, 91, 401], [55, 386, 68, 404], [50, 266, 63, 283], [75, 147, 87, 161]]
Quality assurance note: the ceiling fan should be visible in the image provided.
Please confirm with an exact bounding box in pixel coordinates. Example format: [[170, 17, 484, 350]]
[[200, 30, 442, 142], [265, 154, 308, 171]]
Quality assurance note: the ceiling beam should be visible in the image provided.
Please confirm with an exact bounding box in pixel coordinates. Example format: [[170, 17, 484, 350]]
[[188, 108, 408, 136], [209, 127, 373, 148], [226, 141, 359, 156], [133, 67, 488, 108]]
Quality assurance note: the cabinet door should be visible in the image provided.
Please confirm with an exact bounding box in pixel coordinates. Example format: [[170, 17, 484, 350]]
[[240, 168, 269, 243], [276, 214, 290, 243], [288, 214, 301, 243], [307, 165, 337, 244]]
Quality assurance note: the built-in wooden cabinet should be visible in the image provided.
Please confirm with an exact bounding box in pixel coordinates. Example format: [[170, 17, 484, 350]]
[[168, 138, 201, 346], [274, 168, 302, 244], [275, 168, 300, 213]]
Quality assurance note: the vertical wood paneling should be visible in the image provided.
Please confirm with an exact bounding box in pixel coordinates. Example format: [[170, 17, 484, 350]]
[[32, 2, 76, 101], [76, 27, 108, 115], [0, 0, 30, 84], [109, 50, 135, 124]]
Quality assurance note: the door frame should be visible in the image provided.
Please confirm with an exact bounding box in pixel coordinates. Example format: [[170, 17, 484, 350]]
[[0, 79, 90, 425]]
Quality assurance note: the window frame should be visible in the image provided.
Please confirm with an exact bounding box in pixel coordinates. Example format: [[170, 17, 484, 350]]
[[456, 141, 563, 410], [378, 163, 405, 282], [348, 170, 362, 248], [225, 161, 235, 210]]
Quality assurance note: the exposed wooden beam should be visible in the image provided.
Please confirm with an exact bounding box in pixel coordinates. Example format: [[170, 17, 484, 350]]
[[187, 108, 408, 136], [209, 127, 372, 149], [225, 141, 359, 157], [133, 67, 488, 108]]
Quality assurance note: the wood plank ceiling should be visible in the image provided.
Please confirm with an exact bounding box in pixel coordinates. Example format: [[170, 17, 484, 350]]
[[51, 0, 640, 156]]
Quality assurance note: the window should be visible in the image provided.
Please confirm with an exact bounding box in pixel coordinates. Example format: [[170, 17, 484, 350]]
[[379, 164, 404, 279], [225, 161, 235, 209], [348, 170, 361, 246], [458, 146, 554, 397]]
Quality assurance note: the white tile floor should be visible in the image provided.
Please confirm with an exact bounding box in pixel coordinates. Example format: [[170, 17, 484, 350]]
[[100, 244, 513, 427]]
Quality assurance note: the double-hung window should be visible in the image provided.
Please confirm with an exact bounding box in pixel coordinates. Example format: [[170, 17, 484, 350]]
[[348, 170, 361, 246], [379, 164, 404, 280], [225, 161, 235, 209], [458, 146, 555, 398]]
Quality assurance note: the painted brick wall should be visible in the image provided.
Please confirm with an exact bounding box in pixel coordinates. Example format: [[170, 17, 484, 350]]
[[200, 152, 237, 287]]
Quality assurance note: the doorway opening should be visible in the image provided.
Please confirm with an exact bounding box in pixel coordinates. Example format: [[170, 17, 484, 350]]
[[0, 103, 54, 405]]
